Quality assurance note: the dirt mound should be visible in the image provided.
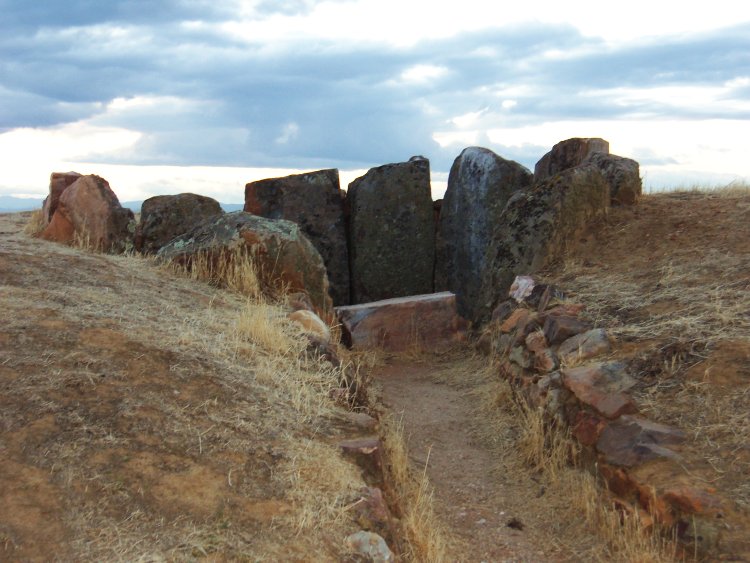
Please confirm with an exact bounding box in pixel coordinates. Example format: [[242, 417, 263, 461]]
[[0, 212, 370, 561]]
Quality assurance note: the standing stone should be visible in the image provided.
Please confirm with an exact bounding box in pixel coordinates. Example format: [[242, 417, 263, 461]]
[[435, 147, 532, 320], [42, 172, 82, 224], [347, 157, 434, 304], [534, 138, 609, 182], [585, 152, 642, 205], [477, 165, 609, 322], [244, 169, 350, 305], [40, 174, 134, 253], [135, 193, 223, 254]]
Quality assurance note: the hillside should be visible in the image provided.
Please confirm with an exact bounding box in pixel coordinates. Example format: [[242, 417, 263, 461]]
[[0, 211, 374, 560], [1, 187, 749, 561]]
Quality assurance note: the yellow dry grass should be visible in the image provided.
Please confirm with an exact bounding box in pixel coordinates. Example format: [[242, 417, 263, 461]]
[[1, 211, 368, 561], [380, 415, 451, 563]]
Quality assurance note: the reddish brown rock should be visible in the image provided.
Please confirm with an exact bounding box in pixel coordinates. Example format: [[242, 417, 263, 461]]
[[534, 137, 610, 182], [501, 308, 532, 333], [354, 487, 395, 538], [335, 292, 466, 352], [558, 328, 611, 364], [572, 411, 608, 446], [135, 193, 223, 254], [561, 362, 637, 419], [491, 300, 518, 325], [596, 415, 686, 467], [339, 437, 383, 481], [157, 212, 333, 320], [661, 486, 723, 516], [244, 169, 350, 305], [525, 331, 558, 372], [543, 315, 592, 345], [40, 174, 134, 253], [42, 171, 81, 224]]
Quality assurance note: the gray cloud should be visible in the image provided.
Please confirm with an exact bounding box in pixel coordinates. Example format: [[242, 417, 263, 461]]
[[1, 2, 749, 175]]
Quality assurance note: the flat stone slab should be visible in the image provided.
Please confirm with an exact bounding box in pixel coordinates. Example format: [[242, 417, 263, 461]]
[[336, 292, 467, 352]]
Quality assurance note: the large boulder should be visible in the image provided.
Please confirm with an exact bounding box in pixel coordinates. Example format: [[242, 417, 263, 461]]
[[585, 152, 642, 205], [476, 165, 609, 322], [336, 292, 466, 352], [435, 147, 532, 320], [244, 169, 350, 305], [135, 193, 223, 254], [534, 137, 609, 182], [40, 174, 134, 253], [42, 171, 82, 224], [157, 212, 333, 320], [347, 157, 434, 304]]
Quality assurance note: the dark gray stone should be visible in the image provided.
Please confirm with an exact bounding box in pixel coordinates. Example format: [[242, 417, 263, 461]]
[[585, 152, 642, 205], [435, 147, 532, 320], [135, 193, 223, 254], [347, 157, 435, 304], [477, 165, 610, 322], [244, 169, 350, 305]]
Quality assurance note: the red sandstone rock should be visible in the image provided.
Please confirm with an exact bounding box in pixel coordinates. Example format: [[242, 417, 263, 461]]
[[40, 174, 134, 253], [543, 315, 592, 345], [335, 292, 467, 352], [558, 328, 611, 364], [596, 415, 686, 467], [662, 486, 723, 516], [42, 171, 81, 224], [561, 362, 637, 419], [339, 437, 383, 480], [572, 411, 608, 446], [501, 308, 533, 333]]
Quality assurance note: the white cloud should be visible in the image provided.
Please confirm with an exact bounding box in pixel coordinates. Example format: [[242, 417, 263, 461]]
[[399, 64, 449, 84], [275, 122, 300, 144]]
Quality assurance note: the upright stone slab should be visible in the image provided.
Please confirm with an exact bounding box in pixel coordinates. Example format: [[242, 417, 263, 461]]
[[244, 169, 350, 305], [435, 147, 532, 320], [347, 157, 435, 304], [477, 165, 609, 322], [534, 138, 609, 182]]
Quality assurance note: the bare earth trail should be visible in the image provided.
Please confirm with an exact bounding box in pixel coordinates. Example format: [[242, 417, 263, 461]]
[[374, 355, 606, 562]]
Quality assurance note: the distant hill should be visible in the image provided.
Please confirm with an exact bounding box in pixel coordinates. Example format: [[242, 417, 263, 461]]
[[0, 196, 44, 213], [0, 196, 245, 214]]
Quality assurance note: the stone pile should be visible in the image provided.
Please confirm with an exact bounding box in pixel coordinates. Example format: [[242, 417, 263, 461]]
[[480, 276, 725, 550], [36, 136, 642, 338]]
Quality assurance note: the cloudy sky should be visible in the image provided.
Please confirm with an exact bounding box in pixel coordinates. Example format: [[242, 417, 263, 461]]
[[1, 0, 749, 202]]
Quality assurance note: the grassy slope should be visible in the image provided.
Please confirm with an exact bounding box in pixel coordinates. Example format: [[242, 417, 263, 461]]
[[540, 188, 750, 556], [0, 212, 368, 561]]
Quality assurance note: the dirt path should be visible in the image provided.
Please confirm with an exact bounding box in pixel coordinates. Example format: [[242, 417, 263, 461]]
[[375, 355, 607, 562]]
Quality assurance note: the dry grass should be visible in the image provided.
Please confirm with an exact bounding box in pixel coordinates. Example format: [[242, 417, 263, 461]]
[[470, 368, 680, 562], [1, 211, 368, 561], [380, 415, 451, 563], [23, 208, 46, 236], [167, 245, 262, 299]]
